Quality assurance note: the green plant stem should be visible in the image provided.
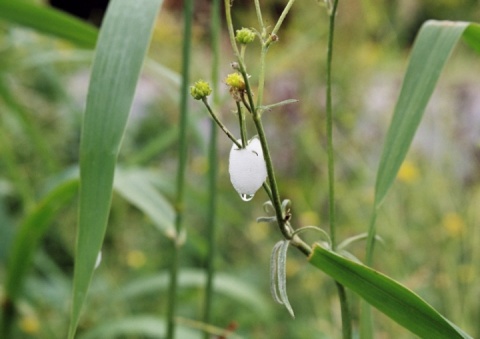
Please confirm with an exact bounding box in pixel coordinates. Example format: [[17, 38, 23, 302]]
[[226, 0, 310, 256], [256, 45, 268, 108], [326, 1, 338, 250], [365, 210, 378, 265], [252, 114, 311, 256], [325, 1, 352, 338], [202, 99, 241, 149], [224, 0, 256, 113], [271, 0, 296, 37], [203, 123, 218, 339], [224, 0, 241, 60], [166, 0, 193, 337], [254, 0, 265, 32], [257, 0, 296, 108], [202, 0, 221, 336], [361, 210, 378, 338], [236, 101, 248, 147]]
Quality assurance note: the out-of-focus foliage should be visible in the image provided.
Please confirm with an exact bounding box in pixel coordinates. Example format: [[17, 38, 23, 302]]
[[0, 0, 479, 338]]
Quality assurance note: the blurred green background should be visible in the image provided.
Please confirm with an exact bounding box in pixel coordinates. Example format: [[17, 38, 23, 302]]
[[1, 0, 479, 337]]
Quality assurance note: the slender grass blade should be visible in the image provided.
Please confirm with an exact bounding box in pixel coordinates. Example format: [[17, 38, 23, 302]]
[[69, 0, 163, 337]]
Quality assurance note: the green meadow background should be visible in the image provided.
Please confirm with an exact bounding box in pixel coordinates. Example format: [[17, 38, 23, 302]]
[[0, 0, 479, 338]]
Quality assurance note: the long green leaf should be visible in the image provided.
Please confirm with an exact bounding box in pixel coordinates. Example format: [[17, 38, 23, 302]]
[[115, 269, 272, 318], [463, 23, 480, 53], [309, 244, 472, 338], [69, 0, 163, 337], [374, 20, 470, 207], [0, 0, 98, 48], [113, 168, 175, 238], [78, 315, 200, 339], [5, 179, 78, 302]]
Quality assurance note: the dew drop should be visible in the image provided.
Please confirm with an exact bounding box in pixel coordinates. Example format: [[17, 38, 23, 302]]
[[240, 193, 254, 201]]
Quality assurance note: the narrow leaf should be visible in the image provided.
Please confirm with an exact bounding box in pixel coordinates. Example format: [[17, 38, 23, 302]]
[[0, 0, 98, 48], [309, 244, 472, 338], [69, 0, 163, 337], [5, 179, 78, 302], [78, 315, 199, 339], [114, 269, 272, 317], [277, 240, 294, 318], [463, 23, 480, 53], [270, 241, 283, 305], [374, 20, 469, 207], [256, 216, 277, 223], [114, 168, 176, 238]]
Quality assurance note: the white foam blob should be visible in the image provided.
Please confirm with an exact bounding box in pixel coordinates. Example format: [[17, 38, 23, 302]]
[[229, 138, 268, 198]]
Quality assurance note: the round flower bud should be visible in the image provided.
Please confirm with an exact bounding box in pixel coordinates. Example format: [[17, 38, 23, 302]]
[[190, 80, 212, 100], [229, 138, 267, 198], [236, 28, 256, 44], [225, 72, 245, 91]]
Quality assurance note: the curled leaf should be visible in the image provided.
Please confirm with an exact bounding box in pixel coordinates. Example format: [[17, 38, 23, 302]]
[[269, 240, 295, 318], [256, 216, 277, 224]]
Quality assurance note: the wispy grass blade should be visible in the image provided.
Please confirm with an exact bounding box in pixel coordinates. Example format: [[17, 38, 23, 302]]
[[309, 244, 472, 339], [2, 179, 78, 337], [0, 0, 98, 48], [114, 168, 175, 237], [68, 0, 163, 337], [374, 20, 469, 208], [364, 20, 474, 337], [5, 179, 78, 302], [78, 315, 199, 339]]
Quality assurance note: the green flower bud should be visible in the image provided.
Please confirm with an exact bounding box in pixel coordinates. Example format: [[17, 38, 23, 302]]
[[225, 72, 245, 91], [190, 80, 212, 100], [236, 28, 255, 44]]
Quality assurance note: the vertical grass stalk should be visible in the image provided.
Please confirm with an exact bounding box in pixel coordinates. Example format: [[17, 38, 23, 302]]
[[166, 0, 193, 337], [325, 1, 352, 338], [202, 0, 220, 337]]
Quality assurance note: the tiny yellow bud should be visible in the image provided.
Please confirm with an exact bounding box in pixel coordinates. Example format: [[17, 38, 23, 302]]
[[225, 72, 245, 91], [190, 80, 212, 100], [236, 28, 256, 44]]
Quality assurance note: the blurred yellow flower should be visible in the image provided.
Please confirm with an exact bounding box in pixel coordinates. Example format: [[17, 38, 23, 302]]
[[19, 315, 40, 334], [397, 160, 419, 183], [442, 212, 465, 237], [127, 250, 147, 269]]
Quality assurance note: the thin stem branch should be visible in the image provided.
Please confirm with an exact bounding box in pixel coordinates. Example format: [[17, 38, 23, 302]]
[[236, 101, 248, 147], [336, 281, 352, 339], [325, 1, 352, 338], [224, 0, 241, 59], [254, 0, 265, 33], [202, 0, 221, 336], [256, 45, 268, 109], [271, 0, 297, 37], [202, 99, 242, 148], [226, 0, 310, 257], [166, 0, 193, 337], [326, 0, 338, 250], [252, 114, 311, 256]]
